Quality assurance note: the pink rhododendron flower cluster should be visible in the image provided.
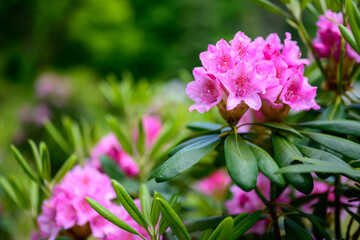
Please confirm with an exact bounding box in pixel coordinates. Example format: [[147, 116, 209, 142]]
[[90, 115, 162, 177], [225, 173, 291, 234], [37, 165, 116, 239], [313, 10, 360, 63], [186, 31, 319, 124], [195, 169, 231, 200]]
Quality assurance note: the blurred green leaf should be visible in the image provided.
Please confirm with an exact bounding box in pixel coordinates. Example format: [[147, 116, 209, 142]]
[[44, 120, 71, 153], [150, 122, 180, 160], [86, 197, 144, 238], [301, 131, 360, 159], [152, 134, 221, 182], [244, 122, 302, 138], [40, 142, 51, 180], [298, 120, 360, 137], [53, 154, 77, 183], [225, 134, 258, 192], [301, 0, 312, 10], [228, 211, 261, 240], [10, 145, 39, 183], [169, 135, 217, 156], [186, 215, 236, 233], [284, 218, 313, 240], [200, 229, 214, 240], [0, 176, 22, 209], [208, 217, 234, 240], [273, 134, 313, 194], [156, 198, 190, 240], [248, 142, 286, 187], [112, 180, 147, 227], [250, 0, 285, 15], [140, 184, 152, 226], [320, 97, 345, 120], [344, 206, 360, 223], [347, 0, 360, 48], [187, 122, 223, 132], [339, 25, 360, 54], [107, 116, 133, 155], [28, 140, 42, 175]]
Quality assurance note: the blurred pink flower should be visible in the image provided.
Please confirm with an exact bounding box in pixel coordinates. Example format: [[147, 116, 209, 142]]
[[89, 133, 139, 177], [37, 165, 116, 239], [142, 115, 162, 146], [195, 170, 231, 200], [35, 73, 70, 107]]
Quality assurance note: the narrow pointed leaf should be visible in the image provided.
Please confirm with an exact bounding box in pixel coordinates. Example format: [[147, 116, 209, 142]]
[[208, 217, 234, 240], [107, 116, 133, 155], [152, 134, 221, 182], [140, 184, 152, 226], [234, 212, 248, 225], [298, 120, 360, 137], [40, 142, 51, 180], [159, 202, 182, 235], [0, 176, 22, 208], [284, 218, 314, 240], [138, 119, 145, 155], [244, 122, 302, 138], [11, 145, 38, 182], [112, 180, 147, 228], [156, 198, 190, 240], [28, 140, 42, 175], [339, 25, 360, 54], [249, 0, 284, 15], [169, 135, 217, 156], [320, 98, 345, 120], [53, 154, 77, 183], [44, 120, 71, 153], [229, 210, 261, 240], [273, 135, 313, 194], [225, 134, 258, 192], [200, 229, 214, 240], [301, 131, 360, 159], [248, 142, 286, 187], [85, 197, 143, 237], [185, 215, 236, 233], [150, 191, 162, 226], [347, 0, 360, 47], [344, 206, 360, 224]]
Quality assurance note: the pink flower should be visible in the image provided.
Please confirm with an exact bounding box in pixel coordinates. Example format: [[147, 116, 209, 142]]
[[225, 173, 290, 234], [281, 33, 309, 67], [200, 39, 235, 74], [37, 165, 116, 239], [236, 109, 264, 133], [142, 115, 162, 146], [90, 133, 139, 177], [195, 170, 231, 199], [230, 31, 252, 60], [279, 71, 320, 111], [186, 67, 223, 113]]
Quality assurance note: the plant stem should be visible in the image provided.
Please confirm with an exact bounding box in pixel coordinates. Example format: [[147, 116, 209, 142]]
[[271, 183, 282, 240], [337, 37, 345, 94], [335, 174, 342, 239], [255, 186, 269, 205]]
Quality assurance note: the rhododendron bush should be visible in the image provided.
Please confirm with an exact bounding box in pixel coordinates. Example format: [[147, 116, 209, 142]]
[[2, 1, 360, 240]]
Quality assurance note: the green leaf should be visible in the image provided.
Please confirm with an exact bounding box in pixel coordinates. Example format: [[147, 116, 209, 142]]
[[320, 97, 345, 120], [85, 197, 144, 238], [339, 25, 360, 54], [228, 210, 261, 240], [159, 201, 182, 235], [233, 212, 248, 225], [298, 120, 360, 137], [150, 122, 180, 159], [278, 157, 360, 177], [138, 119, 145, 155], [152, 134, 221, 182], [295, 211, 331, 240], [0, 176, 22, 208], [169, 135, 217, 156], [150, 191, 162, 226], [225, 134, 258, 192], [350, 159, 360, 168], [243, 122, 302, 138], [208, 217, 234, 240], [10, 145, 39, 183], [7, 175, 29, 209], [347, 0, 360, 48], [40, 142, 51, 180], [28, 140, 42, 175], [200, 229, 214, 240], [247, 142, 286, 187], [187, 122, 223, 131], [156, 198, 191, 240], [301, 0, 312, 10], [344, 206, 360, 224], [112, 180, 147, 228], [107, 116, 133, 155], [272, 135, 313, 194], [249, 0, 285, 15], [44, 120, 71, 153], [53, 154, 77, 183], [301, 131, 360, 159], [284, 218, 314, 240], [140, 184, 152, 226], [185, 215, 236, 233]]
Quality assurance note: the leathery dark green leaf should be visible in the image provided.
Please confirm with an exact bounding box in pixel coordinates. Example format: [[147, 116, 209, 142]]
[[229, 210, 261, 240], [156, 198, 191, 240], [208, 217, 234, 240], [225, 134, 258, 192], [273, 134, 313, 194], [301, 131, 360, 159], [153, 134, 221, 182], [247, 142, 286, 187], [298, 120, 360, 137], [284, 218, 314, 240]]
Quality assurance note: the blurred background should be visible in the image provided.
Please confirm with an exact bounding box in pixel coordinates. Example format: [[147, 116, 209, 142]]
[[0, 0, 318, 238]]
